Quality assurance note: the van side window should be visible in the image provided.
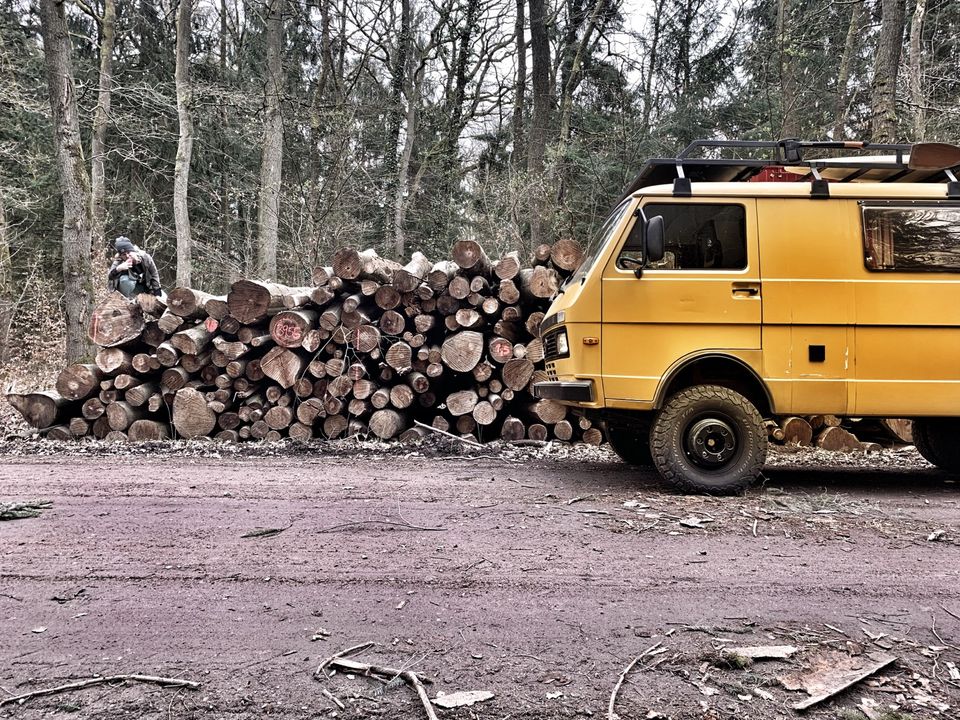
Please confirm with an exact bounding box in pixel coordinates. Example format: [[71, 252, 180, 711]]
[[862, 205, 960, 272], [618, 204, 747, 270]]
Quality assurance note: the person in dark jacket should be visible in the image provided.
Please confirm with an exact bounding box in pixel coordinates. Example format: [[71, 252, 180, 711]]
[[108, 236, 162, 298]]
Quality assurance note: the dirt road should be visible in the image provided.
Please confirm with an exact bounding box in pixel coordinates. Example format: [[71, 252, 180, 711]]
[[2, 443, 959, 719]]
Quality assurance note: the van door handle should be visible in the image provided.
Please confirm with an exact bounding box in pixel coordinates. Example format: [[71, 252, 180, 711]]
[[731, 282, 761, 298]]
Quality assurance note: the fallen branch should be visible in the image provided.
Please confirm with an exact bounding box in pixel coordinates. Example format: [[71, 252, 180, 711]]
[[608, 642, 663, 720], [327, 657, 434, 684], [315, 642, 376, 678], [413, 420, 483, 448], [401, 671, 440, 720], [0, 674, 200, 708], [320, 688, 345, 709], [316, 519, 445, 533], [0, 500, 52, 521]]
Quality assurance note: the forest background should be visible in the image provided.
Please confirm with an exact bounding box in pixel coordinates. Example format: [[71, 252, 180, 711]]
[[0, 0, 958, 374]]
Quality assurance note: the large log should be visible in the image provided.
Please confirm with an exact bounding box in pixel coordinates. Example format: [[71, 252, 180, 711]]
[[88, 292, 144, 347], [227, 280, 291, 324], [426, 261, 459, 292], [126, 419, 170, 441], [495, 251, 521, 281], [549, 239, 585, 272], [170, 323, 213, 355], [173, 387, 217, 438], [519, 266, 560, 300], [781, 416, 813, 446], [7, 391, 74, 429], [106, 401, 142, 431], [332, 247, 402, 283], [56, 364, 103, 400], [441, 331, 484, 372], [815, 426, 860, 452]]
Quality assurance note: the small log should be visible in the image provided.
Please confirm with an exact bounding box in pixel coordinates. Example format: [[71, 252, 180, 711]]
[[582, 427, 603, 445], [157, 309, 185, 334], [136, 292, 167, 316], [446, 389, 478, 417], [455, 308, 483, 329], [386, 341, 413, 372], [297, 398, 326, 425], [549, 239, 585, 272], [447, 275, 471, 300], [173, 387, 217, 438], [161, 367, 191, 392], [312, 265, 334, 286], [95, 348, 134, 376], [374, 285, 401, 311], [167, 287, 215, 318], [261, 347, 306, 389], [815, 426, 861, 452], [426, 261, 459, 292], [500, 416, 525, 441], [528, 423, 548, 441], [227, 280, 291, 324], [348, 324, 381, 354], [529, 399, 567, 425], [125, 382, 159, 407], [270, 309, 318, 348], [131, 353, 158, 374], [494, 251, 521, 280], [56, 364, 103, 401], [390, 384, 415, 410], [310, 286, 335, 307], [452, 240, 492, 277], [170, 324, 213, 355], [498, 279, 520, 305], [369, 409, 405, 439], [128, 419, 171, 441], [106, 401, 142, 431], [88, 292, 144, 347], [781, 416, 813, 446], [370, 387, 391, 409], [204, 296, 230, 320], [155, 342, 180, 367], [288, 422, 313, 440], [68, 417, 91, 437], [332, 247, 401, 283], [82, 397, 105, 420], [393, 251, 432, 293], [472, 400, 496, 426], [265, 406, 294, 430], [323, 414, 348, 439], [881, 419, 913, 444], [281, 287, 317, 309], [553, 419, 574, 441]]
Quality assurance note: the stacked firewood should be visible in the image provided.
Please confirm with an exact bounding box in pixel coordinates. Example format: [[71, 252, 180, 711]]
[[8, 240, 607, 445]]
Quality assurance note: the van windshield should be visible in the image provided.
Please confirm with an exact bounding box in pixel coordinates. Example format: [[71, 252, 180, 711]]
[[563, 198, 633, 288]]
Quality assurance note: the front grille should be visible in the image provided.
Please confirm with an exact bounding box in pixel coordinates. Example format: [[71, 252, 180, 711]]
[[546, 362, 557, 380], [543, 331, 558, 359]]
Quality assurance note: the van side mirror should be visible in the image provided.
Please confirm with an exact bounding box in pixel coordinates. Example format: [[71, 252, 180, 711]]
[[646, 215, 665, 263]]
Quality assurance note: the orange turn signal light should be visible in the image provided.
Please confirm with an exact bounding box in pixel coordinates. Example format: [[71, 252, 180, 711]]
[[583, 337, 599, 345]]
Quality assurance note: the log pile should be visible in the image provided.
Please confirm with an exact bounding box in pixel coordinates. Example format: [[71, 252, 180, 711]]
[[8, 241, 607, 445], [765, 415, 913, 452]]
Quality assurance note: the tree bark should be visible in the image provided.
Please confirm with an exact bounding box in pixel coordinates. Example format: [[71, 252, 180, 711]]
[[0, 199, 12, 363], [257, 0, 285, 279], [174, 0, 195, 287], [870, 0, 906, 143], [527, 0, 552, 249], [512, 0, 526, 167], [39, 0, 95, 362]]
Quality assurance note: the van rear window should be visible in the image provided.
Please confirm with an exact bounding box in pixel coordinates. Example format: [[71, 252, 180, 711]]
[[862, 205, 960, 272]]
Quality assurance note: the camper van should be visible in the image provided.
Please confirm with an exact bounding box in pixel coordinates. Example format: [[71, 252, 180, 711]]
[[533, 139, 960, 493]]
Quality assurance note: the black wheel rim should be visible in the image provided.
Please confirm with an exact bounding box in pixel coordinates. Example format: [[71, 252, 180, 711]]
[[684, 416, 738, 469]]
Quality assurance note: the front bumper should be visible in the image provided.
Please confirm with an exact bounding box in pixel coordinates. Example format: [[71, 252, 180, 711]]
[[532, 380, 595, 403]]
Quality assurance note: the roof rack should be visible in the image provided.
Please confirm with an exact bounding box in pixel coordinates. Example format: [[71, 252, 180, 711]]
[[622, 139, 960, 200]]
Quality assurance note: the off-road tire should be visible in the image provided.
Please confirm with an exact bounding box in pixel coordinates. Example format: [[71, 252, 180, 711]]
[[607, 424, 653, 466], [913, 418, 960, 474], [650, 385, 766, 494]]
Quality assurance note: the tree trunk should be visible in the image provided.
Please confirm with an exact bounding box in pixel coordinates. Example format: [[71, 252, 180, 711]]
[[174, 0, 195, 287], [512, 0, 526, 167], [526, 0, 552, 249], [89, 0, 116, 253], [870, 0, 906, 143], [387, 0, 411, 256], [908, 0, 927, 140], [832, 0, 863, 139], [776, 0, 799, 138], [257, 0, 285, 279], [0, 199, 12, 363], [39, 0, 95, 362]]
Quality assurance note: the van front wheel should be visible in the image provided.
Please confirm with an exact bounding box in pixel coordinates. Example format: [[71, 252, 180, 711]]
[[913, 418, 960, 474], [650, 385, 766, 494]]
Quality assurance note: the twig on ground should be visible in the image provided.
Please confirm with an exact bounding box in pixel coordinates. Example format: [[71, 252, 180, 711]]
[[608, 642, 663, 720], [402, 671, 440, 720], [317, 519, 445, 533], [241, 524, 292, 539], [506, 439, 547, 447], [0, 674, 200, 708], [327, 657, 434, 684], [314, 642, 376, 678], [414, 420, 483, 448], [320, 688, 346, 709], [940, 604, 960, 622]]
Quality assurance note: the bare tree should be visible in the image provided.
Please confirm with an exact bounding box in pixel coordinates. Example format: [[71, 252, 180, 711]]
[[511, 0, 526, 167], [78, 0, 116, 253], [174, 0, 195, 287], [833, 0, 863, 139], [39, 0, 94, 362], [0, 197, 12, 363], [870, 0, 906, 142], [257, 0, 285, 279]]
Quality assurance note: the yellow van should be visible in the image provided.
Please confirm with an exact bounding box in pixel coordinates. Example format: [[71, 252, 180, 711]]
[[533, 139, 960, 493]]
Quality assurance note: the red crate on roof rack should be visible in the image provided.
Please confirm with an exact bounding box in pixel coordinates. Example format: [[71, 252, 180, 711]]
[[749, 166, 805, 182]]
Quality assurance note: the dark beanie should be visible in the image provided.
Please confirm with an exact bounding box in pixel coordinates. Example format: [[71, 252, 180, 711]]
[[114, 236, 134, 253]]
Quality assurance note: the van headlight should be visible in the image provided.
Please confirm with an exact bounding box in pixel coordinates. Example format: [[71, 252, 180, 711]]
[[555, 330, 569, 356]]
